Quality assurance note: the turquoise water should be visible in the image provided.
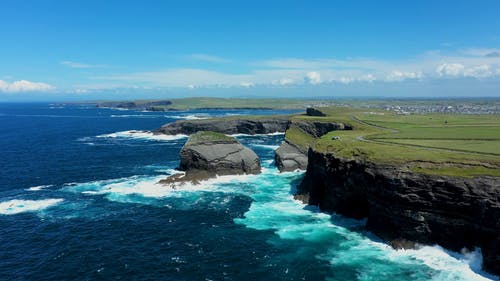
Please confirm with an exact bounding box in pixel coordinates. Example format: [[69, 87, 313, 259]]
[[0, 103, 497, 280]]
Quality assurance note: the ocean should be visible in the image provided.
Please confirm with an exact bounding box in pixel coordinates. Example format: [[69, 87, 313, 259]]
[[0, 103, 497, 281]]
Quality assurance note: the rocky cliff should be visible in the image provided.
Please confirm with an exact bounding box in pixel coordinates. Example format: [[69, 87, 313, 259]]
[[274, 120, 352, 172], [155, 117, 290, 135], [297, 149, 500, 275], [97, 100, 172, 111], [160, 131, 261, 186], [274, 141, 308, 172]]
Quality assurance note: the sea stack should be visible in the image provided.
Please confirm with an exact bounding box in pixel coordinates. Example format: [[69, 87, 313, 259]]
[[160, 131, 261, 185]]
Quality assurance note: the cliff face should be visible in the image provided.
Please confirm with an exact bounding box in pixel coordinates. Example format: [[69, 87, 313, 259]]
[[274, 120, 352, 172], [274, 141, 308, 172], [155, 118, 290, 135], [159, 131, 260, 186], [297, 149, 500, 275], [97, 100, 172, 110], [178, 135, 261, 176]]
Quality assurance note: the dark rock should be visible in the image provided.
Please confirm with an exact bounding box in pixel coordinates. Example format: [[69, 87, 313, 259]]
[[306, 107, 326, 116], [293, 120, 351, 138], [155, 117, 290, 135], [97, 100, 172, 110], [274, 120, 353, 172], [178, 131, 261, 177], [275, 141, 308, 172], [297, 148, 500, 275]]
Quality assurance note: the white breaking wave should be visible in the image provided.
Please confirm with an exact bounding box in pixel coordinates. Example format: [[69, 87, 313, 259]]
[[26, 185, 53, 191], [57, 160, 497, 280], [251, 144, 280, 150], [231, 168, 496, 281], [0, 199, 64, 215], [169, 114, 210, 120], [96, 130, 188, 141], [64, 170, 262, 200]]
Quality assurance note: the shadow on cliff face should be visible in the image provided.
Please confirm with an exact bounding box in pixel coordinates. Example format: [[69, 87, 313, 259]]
[[287, 173, 305, 195]]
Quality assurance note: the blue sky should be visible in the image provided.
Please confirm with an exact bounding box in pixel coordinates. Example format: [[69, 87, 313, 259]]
[[1, 0, 500, 100]]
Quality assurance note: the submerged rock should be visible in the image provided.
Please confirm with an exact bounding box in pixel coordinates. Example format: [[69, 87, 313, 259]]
[[159, 131, 261, 185]]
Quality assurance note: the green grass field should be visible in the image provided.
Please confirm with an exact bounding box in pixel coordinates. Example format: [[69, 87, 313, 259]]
[[287, 107, 500, 177]]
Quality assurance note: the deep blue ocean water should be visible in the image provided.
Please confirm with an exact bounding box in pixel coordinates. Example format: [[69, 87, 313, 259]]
[[0, 103, 497, 281]]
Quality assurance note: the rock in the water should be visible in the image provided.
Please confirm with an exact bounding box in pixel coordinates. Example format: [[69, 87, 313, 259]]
[[275, 141, 308, 172], [155, 117, 290, 135], [179, 131, 261, 177]]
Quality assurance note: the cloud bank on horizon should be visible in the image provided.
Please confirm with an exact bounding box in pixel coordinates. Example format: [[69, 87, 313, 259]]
[[1, 0, 499, 99]]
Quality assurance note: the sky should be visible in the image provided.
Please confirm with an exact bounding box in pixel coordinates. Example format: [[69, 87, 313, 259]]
[[1, 0, 500, 101]]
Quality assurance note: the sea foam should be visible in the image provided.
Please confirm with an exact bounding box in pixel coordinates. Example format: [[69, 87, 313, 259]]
[[0, 199, 64, 215], [169, 114, 210, 120], [26, 184, 53, 191], [96, 130, 188, 141]]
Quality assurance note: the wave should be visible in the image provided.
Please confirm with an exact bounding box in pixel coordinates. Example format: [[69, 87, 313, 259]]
[[56, 161, 498, 279], [169, 114, 210, 120], [0, 198, 64, 215], [390, 246, 498, 281], [96, 130, 188, 141], [231, 168, 496, 281], [26, 184, 53, 191], [251, 144, 280, 150], [63, 169, 264, 201]]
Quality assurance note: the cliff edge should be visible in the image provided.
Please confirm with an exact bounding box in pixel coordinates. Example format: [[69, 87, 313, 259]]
[[297, 149, 500, 275]]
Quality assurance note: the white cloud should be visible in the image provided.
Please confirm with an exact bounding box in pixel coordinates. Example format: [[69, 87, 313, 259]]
[[386, 70, 422, 81], [0, 80, 54, 93], [436, 63, 465, 76], [464, 64, 493, 78], [358, 74, 377, 82], [240, 82, 254, 87], [277, 78, 295, 85], [305, 71, 321, 84], [90, 48, 500, 90], [338, 77, 354, 84], [60, 61, 105, 68]]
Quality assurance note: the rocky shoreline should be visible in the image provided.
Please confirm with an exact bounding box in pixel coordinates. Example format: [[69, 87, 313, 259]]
[[155, 117, 291, 135], [153, 113, 499, 275], [296, 148, 500, 275]]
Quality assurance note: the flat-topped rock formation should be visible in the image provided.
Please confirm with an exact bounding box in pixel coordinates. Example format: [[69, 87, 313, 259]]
[[155, 117, 291, 135], [159, 131, 261, 185], [97, 100, 172, 111]]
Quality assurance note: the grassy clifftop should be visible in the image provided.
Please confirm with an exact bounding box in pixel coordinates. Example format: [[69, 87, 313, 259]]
[[185, 131, 236, 144], [287, 107, 500, 177]]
